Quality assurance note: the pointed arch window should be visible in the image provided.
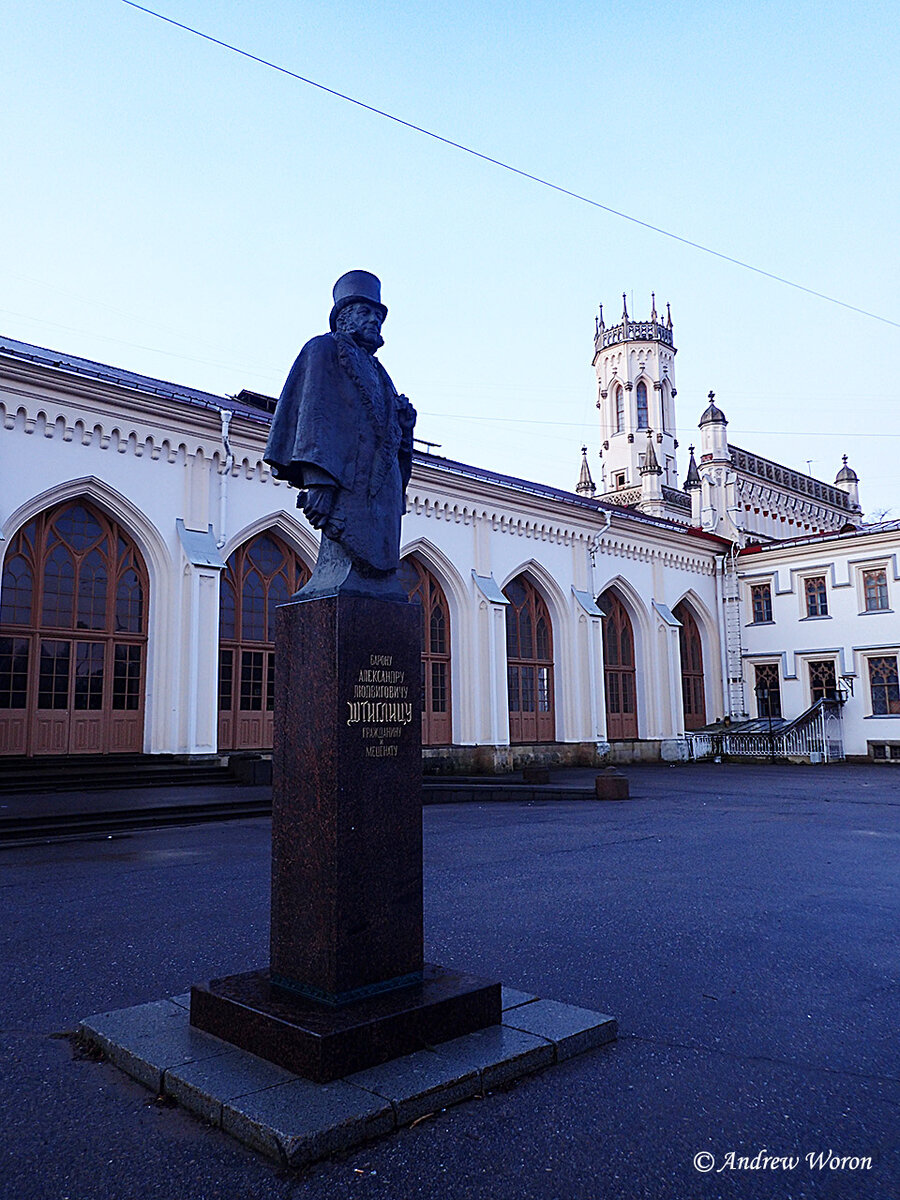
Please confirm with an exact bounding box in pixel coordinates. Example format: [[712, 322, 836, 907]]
[[0, 501, 149, 756], [615, 386, 625, 433], [673, 601, 706, 730], [400, 556, 452, 746], [504, 575, 555, 743], [600, 589, 638, 739], [217, 532, 310, 752], [636, 381, 649, 429]]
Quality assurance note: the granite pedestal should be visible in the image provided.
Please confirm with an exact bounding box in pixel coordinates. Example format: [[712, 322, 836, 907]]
[[191, 592, 501, 1082]]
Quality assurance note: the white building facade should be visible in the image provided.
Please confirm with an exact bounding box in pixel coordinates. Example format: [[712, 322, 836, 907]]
[[1, 306, 896, 769]]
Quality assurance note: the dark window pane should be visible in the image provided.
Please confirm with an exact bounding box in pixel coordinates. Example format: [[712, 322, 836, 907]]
[[115, 568, 144, 633], [220, 578, 236, 641], [247, 534, 285, 576], [242, 571, 265, 642], [266, 653, 275, 712], [431, 661, 447, 713], [809, 660, 836, 703], [42, 545, 75, 627], [752, 585, 772, 623], [267, 574, 289, 643], [521, 665, 535, 712], [240, 651, 264, 711], [505, 607, 519, 659], [607, 673, 620, 714], [0, 637, 29, 709], [399, 558, 423, 601], [518, 608, 533, 660], [112, 645, 142, 710], [54, 504, 102, 551], [636, 381, 648, 428], [430, 604, 446, 656], [536, 616, 550, 661], [38, 640, 70, 709], [0, 554, 34, 625], [74, 642, 104, 709], [219, 648, 233, 711], [508, 665, 520, 711], [76, 549, 108, 630], [864, 570, 889, 612], [869, 656, 900, 716]]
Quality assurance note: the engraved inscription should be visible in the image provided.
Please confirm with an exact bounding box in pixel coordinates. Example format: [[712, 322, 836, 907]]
[[347, 654, 413, 756]]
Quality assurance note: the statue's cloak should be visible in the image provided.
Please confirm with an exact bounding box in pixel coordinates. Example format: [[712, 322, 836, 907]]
[[264, 332, 414, 573]]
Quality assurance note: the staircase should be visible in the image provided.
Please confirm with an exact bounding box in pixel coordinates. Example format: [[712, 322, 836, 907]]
[[687, 698, 845, 763], [0, 753, 236, 795]]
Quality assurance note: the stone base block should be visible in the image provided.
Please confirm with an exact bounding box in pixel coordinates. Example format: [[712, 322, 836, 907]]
[[79, 986, 616, 1168], [190, 963, 501, 1083], [595, 771, 629, 800]]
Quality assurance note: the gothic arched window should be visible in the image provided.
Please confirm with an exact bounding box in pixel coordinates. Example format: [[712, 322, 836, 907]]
[[400, 556, 452, 746], [218, 532, 310, 752], [0, 501, 149, 757], [504, 575, 555, 743], [673, 601, 706, 730], [600, 589, 638, 739], [636, 381, 649, 429], [615, 386, 625, 433]]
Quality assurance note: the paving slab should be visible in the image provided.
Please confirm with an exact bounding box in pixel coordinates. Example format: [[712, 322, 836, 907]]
[[78, 998, 231, 1092], [222, 1076, 395, 1166], [434, 1022, 554, 1089], [502, 998, 618, 1060], [164, 1047, 300, 1124], [78, 986, 616, 1166], [346, 1046, 481, 1124], [500, 986, 538, 1010]]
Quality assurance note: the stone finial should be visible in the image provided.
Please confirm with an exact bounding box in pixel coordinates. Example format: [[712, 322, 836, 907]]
[[685, 445, 701, 490]]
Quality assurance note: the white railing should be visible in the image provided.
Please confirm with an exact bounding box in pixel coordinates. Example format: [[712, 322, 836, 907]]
[[687, 699, 845, 763]]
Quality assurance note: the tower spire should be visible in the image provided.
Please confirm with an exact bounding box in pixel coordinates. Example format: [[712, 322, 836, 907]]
[[576, 445, 596, 497]]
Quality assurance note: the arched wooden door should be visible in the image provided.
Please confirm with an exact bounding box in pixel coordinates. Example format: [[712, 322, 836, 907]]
[[599, 589, 638, 740], [218, 532, 310, 752], [400, 556, 452, 746], [504, 575, 555, 744], [0, 500, 148, 756], [673, 601, 706, 730]]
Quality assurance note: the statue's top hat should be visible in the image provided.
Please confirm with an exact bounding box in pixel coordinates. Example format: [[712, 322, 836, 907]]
[[329, 270, 387, 331]]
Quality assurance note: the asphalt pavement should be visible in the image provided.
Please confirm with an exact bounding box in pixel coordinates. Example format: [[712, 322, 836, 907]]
[[1, 762, 898, 1199]]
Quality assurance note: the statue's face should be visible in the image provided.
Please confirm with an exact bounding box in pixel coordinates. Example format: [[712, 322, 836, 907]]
[[336, 301, 384, 349]]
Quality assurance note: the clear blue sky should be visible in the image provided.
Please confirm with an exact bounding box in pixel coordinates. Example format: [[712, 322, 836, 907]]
[[3, 1, 898, 515]]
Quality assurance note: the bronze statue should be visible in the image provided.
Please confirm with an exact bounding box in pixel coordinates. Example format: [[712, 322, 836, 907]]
[[265, 271, 416, 599]]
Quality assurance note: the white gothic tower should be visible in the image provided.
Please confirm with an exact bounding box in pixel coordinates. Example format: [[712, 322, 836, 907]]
[[593, 294, 679, 500]]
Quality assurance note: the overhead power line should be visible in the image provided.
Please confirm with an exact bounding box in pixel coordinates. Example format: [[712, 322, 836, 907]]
[[121, 1, 900, 332]]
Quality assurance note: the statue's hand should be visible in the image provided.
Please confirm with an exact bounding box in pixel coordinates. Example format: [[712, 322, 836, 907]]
[[303, 484, 337, 529], [397, 395, 417, 429]]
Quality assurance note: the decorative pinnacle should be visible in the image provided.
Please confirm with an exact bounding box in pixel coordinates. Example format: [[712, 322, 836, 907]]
[[622, 293, 628, 319], [666, 302, 672, 328], [651, 292, 657, 320]]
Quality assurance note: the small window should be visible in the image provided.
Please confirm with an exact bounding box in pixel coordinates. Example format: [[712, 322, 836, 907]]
[[636, 381, 648, 429], [868, 656, 900, 716], [872, 743, 888, 760], [804, 576, 828, 617], [754, 663, 782, 718], [809, 660, 837, 703], [614, 471, 626, 489], [863, 569, 889, 612], [615, 386, 624, 433], [751, 584, 773, 624]]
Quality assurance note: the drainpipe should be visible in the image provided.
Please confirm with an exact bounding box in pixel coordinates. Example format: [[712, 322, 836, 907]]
[[588, 509, 613, 598], [216, 408, 234, 549], [715, 553, 731, 721]]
